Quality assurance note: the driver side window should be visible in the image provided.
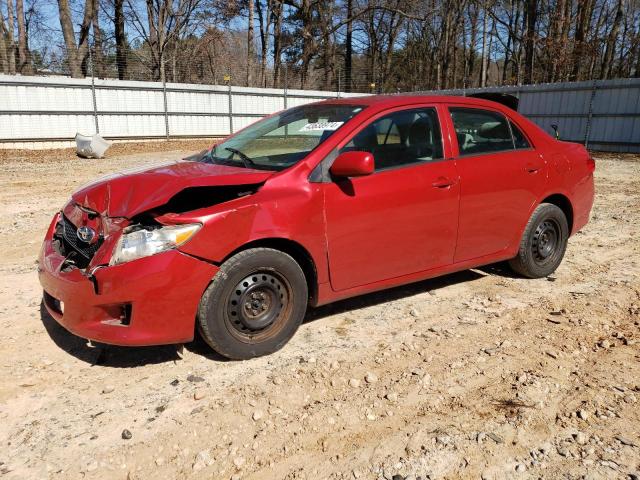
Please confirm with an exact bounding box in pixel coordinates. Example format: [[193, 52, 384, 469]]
[[340, 107, 443, 171]]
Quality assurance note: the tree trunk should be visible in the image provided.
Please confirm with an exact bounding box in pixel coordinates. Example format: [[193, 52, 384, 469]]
[[272, 0, 283, 87], [600, 0, 623, 79], [92, 11, 105, 77], [570, 0, 595, 80], [114, 0, 127, 80], [467, 2, 478, 87], [523, 0, 537, 84], [345, 0, 352, 92], [6, 0, 16, 73], [319, 0, 335, 92], [297, 0, 315, 89], [511, 0, 522, 83], [58, 0, 94, 78], [15, 0, 31, 73], [501, 0, 514, 84], [547, 0, 565, 82], [439, 3, 451, 89], [247, 0, 254, 86], [0, 4, 8, 73], [480, 2, 488, 87], [145, 0, 161, 80], [256, 0, 269, 87]]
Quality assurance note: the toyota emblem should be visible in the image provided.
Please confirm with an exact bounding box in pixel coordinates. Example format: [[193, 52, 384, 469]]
[[77, 226, 96, 243]]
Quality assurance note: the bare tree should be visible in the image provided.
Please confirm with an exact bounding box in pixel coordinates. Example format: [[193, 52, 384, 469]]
[[57, 0, 95, 77], [255, 0, 272, 87], [247, 0, 254, 86], [344, 0, 353, 91], [15, 0, 31, 73], [10, 0, 634, 90], [114, 0, 127, 79], [480, 0, 489, 86], [271, 0, 283, 87], [5, 0, 16, 73], [601, 0, 623, 79], [522, 0, 537, 84], [0, 0, 8, 73], [125, 0, 203, 81], [570, 0, 595, 80]]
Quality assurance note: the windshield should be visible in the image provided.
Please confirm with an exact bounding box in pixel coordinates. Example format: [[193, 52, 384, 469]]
[[201, 104, 365, 171]]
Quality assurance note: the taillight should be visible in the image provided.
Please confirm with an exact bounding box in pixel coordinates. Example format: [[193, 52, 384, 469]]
[[587, 155, 596, 173]]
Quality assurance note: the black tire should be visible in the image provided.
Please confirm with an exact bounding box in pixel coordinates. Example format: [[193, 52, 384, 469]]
[[197, 248, 308, 359], [509, 203, 569, 278]]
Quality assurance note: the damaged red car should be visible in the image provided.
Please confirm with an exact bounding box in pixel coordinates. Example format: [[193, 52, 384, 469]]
[[38, 95, 595, 359]]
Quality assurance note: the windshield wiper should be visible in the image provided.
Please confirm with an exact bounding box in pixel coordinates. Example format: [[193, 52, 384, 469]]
[[225, 147, 256, 168]]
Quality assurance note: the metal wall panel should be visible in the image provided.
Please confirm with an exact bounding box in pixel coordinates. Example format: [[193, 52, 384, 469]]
[[98, 114, 167, 138], [167, 90, 229, 114], [95, 87, 165, 113], [416, 78, 640, 152], [1, 113, 95, 139], [231, 94, 284, 115], [168, 115, 230, 137], [1, 75, 636, 151]]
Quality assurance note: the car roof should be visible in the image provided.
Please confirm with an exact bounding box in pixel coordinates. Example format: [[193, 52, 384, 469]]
[[317, 94, 510, 111]]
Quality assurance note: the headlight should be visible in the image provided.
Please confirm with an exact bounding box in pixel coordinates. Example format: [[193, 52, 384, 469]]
[[110, 223, 201, 266]]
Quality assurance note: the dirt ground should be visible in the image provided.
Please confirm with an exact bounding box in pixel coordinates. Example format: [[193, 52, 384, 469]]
[[0, 142, 638, 480]]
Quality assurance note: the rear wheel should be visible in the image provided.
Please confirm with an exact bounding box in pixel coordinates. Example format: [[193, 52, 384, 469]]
[[197, 248, 308, 359], [509, 203, 569, 278]]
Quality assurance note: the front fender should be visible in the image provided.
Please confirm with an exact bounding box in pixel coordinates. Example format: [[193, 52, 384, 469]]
[[169, 186, 329, 284]]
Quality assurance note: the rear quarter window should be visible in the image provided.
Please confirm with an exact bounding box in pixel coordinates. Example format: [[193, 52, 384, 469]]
[[510, 121, 532, 149]]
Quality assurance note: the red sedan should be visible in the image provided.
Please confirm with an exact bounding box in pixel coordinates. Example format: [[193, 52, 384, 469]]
[[38, 95, 595, 359]]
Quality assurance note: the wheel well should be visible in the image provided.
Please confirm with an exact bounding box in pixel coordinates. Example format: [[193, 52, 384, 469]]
[[542, 194, 573, 232], [224, 238, 319, 306]]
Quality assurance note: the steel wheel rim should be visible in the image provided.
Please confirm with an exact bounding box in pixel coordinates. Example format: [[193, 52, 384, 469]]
[[531, 219, 560, 264], [225, 270, 292, 343]]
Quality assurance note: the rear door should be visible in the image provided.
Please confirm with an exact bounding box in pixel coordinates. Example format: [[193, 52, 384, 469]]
[[323, 105, 460, 291], [447, 106, 548, 262]]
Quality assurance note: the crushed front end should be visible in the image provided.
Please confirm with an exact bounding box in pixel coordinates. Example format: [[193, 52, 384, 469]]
[[38, 202, 219, 346]]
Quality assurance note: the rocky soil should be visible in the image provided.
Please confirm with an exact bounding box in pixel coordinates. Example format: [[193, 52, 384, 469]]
[[0, 144, 638, 480]]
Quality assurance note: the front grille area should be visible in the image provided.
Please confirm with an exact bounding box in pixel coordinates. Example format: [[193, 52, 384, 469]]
[[54, 215, 103, 268]]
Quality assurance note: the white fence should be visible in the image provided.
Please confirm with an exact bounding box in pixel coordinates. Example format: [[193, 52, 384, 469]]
[[0, 75, 364, 148], [2, 74, 638, 152]]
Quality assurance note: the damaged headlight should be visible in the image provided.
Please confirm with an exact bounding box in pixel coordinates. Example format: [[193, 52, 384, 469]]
[[110, 223, 201, 266]]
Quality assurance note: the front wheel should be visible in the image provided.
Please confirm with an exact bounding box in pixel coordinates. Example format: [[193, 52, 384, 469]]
[[197, 248, 308, 360], [509, 203, 569, 278]]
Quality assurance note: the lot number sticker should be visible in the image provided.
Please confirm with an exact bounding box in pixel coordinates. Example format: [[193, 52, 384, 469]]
[[299, 121, 344, 132]]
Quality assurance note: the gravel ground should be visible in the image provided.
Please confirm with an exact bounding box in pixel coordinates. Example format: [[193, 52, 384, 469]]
[[0, 144, 638, 480]]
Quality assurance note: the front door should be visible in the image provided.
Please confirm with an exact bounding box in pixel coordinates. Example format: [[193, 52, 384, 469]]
[[323, 106, 460, 292]]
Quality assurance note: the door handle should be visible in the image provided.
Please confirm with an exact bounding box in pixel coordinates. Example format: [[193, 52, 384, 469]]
[[432, 177, 455, 189], [525, 164, 541, 174]]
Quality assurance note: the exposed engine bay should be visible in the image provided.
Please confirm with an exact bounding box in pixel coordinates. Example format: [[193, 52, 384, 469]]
[[53, 183, 263, 272]]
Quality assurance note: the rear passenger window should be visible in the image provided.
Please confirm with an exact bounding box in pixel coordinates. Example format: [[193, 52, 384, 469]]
[[510, 121, 531, 149], [341, 108, 443, 171], [450, 107, 514, 156]]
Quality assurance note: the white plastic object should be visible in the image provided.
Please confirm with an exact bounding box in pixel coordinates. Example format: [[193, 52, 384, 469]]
[[75, 133, 112, 159]]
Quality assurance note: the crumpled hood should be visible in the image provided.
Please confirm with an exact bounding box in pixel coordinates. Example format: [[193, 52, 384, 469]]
[[72, 160, 274, 218]]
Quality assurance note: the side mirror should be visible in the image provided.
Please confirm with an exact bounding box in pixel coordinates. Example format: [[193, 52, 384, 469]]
[[551, 124, 560, 140], [329, 151, 374, 178]]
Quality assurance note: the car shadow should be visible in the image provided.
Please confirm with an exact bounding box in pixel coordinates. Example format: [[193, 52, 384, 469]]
[[40, 301, 186, 367], [477, 261, 522, 278], [40, 268, 491, 366], [304, 268, 487, 323]]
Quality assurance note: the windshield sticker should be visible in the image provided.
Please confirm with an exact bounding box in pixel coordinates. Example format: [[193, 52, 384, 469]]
[[299, 121, 344, 132]]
